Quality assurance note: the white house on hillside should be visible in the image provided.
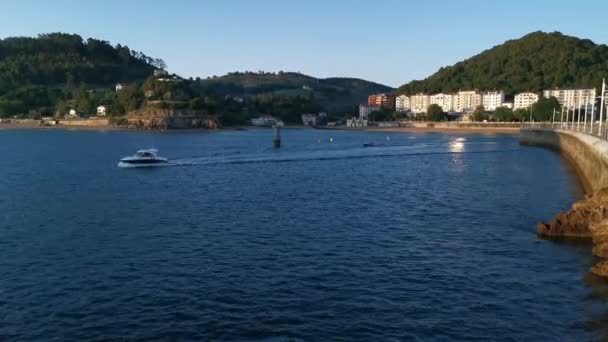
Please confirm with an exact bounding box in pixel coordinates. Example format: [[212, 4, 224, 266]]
[[97, 105, 107, 116], [65, 109, 78, 119], [115, 83, 124, 92]]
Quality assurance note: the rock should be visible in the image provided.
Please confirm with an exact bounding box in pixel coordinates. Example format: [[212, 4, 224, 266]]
[[126, 105, 220, 130], [537, 190, 608, 240], [593, 243, 608, 258], [591, 260, 608, 278]]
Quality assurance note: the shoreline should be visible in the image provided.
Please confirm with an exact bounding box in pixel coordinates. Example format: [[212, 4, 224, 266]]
[[521, 129, 608, 278], [1, 121, 520, 134], [363, 126, 520, 134]]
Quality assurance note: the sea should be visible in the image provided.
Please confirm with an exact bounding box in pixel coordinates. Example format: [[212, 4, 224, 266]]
[[1, 128, 606, 341]]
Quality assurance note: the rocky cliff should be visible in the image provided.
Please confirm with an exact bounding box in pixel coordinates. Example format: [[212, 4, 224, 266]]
[[127, 105, 220, 130]]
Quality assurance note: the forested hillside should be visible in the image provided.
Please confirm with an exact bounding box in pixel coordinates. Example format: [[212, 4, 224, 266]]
[[197, 71, 393, 116], [397, 31, 608, 96], [0, 33, 161, 117]]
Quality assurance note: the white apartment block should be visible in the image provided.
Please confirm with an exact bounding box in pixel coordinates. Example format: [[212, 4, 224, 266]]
[[454, 91, 482, 113], [359, 104, 378, 119], [430, 93, 453, 112], [396, 95, 410, 112], [543, 88, 596, 108], [482, 91, 505, 111], [514, 92, 539, 109], [410, 93, 430, 113]]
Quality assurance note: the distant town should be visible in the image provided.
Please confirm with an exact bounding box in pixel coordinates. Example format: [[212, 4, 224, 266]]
[[346, 88, 597, 127], [245, 87, 601, 129]]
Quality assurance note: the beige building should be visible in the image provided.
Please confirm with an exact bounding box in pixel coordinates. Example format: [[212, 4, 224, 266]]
[[482, 91, 505, 111], [396, 95, 410, 112], [410, 93, 430, 113], [454, 91, 482, 113], [430, 93, 453, 112], [543, 88, 596, 108], [514, 92, 539, 109]]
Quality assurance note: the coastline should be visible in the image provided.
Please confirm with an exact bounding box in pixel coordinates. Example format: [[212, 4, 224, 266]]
[[521, 129, 608, 278], [363, 126, 520, 134], [1, 120, 521, 134]]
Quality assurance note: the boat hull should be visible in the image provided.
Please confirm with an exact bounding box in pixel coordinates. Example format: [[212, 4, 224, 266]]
[[118, 158, 169, 168]]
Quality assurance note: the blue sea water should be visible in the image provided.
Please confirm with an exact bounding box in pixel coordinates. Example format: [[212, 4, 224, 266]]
[[0, 128, 605, 341]]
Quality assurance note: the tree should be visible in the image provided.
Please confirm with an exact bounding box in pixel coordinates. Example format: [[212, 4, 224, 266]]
[[513, 108, 528, 122], [494, 106, 514, 122], [369, 108, 393, 122], [426, 104, 447, 122], [472, 105, 487, 122], [55, 100, 68, 117], [531, 96, 560, 121]]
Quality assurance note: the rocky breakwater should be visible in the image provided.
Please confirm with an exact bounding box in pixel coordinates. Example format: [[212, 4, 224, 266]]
[[127, 104, 219, 130], [537, 189, 608, 277], [522, 129, 608, 278]]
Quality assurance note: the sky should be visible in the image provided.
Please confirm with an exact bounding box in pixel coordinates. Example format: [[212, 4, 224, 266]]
[[1, 0, 607, 87]]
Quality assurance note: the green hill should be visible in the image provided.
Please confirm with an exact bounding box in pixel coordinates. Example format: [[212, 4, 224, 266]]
[[197, 71, 393, 115], [0, 33, 391, 122], [0, 33, 160, 117], [397, 31, 608, 96]]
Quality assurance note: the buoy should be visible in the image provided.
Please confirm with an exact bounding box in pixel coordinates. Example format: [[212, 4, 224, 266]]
[[273, 125, 281, 148], [386, 136, 390, 141], [330, 138, 333, 143]]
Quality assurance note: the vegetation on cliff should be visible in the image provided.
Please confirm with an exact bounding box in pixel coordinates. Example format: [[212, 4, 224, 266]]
[[397, 31, 608, 96]]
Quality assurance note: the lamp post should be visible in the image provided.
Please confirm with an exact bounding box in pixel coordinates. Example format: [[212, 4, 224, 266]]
[[584, 99, 588, 133], [577, 94, 581, 131], [599, 78, 606, 137]]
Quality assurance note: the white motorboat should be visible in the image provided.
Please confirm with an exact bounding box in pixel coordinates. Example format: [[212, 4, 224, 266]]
[[118, 149, 168, 167]]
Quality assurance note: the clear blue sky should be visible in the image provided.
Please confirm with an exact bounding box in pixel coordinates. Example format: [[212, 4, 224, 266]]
[[1, 0, 607, 87]]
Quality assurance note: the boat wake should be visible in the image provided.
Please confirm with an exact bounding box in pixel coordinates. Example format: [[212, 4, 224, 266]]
[[167, 147, 520, 168]]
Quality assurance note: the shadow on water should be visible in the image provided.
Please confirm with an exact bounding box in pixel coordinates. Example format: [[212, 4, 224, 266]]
[[583, 273, 608, 338]]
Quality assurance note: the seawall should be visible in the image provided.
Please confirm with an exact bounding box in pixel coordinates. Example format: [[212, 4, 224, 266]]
[[521, 128, 608, 277], [520, 129, 608, 194]]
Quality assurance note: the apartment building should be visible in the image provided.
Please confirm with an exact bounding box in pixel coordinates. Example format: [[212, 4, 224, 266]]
[[543, 88, 596, 108], [454, 91, 482, 113], [396, 95, 410, 112], [368, 93, 396, 110], [482, 91, 505, 111], [514, 92, 539, 109], [410, 93, 431, 113], [430, 93, 453, 112]]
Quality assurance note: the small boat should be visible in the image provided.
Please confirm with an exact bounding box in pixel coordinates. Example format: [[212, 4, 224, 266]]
[[363, 142, 386, 147], [118, 149, 168, 167]]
